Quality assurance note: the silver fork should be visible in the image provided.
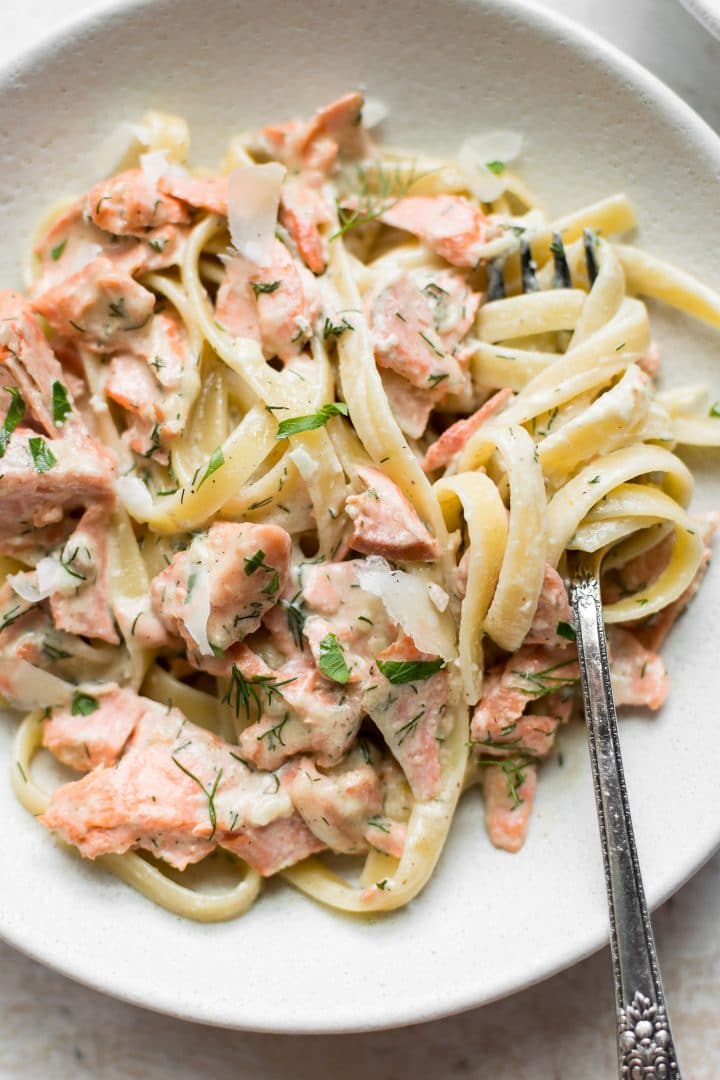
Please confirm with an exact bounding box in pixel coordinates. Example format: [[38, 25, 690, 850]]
[[571, 562, 680, 1080], [488, 235, 681, 1077]]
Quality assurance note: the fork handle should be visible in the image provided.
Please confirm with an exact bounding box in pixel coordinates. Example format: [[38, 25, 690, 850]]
[[570, 575, 681, 1079]]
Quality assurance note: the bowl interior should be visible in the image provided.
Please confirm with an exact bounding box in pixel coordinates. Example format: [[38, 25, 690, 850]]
[[0, 0, 718, 1032]]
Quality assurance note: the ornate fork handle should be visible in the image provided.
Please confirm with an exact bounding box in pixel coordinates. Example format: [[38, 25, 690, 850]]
[[570, 573, 681, 1079]]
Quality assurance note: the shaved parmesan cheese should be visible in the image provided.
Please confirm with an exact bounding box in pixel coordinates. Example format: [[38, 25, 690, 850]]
[[97, 121, 150, 176], [458, 131, 523, 203], [117, 476, 153, 520], [288, 445, 318, 481], [356, 557, 457, 660], [362, 97, 388, 129], [7, 572, 43, 604], [0, 659, 73, 709], [140, 149, 169, 185], [228, 163, 285, 264], [182, 560, 212, 656], [427, 582, 450, 613]]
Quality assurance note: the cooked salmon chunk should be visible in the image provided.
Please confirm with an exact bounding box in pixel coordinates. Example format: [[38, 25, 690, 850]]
[[33, 255, 155, 353], [43, 684, 143, 772], [283, 746, 406, 857], [421, 388, 512, 473], [47, 506, 118, 644], [151, 522, 292, 662], [483, 761, 537, 853], [0, 291, 81, 436], [215, 241, 319, 362], [41, 690, 323, 873], [279, 177, 332, 273], [157, 173, 229, 216], [378, 195, 499, 267], [0, 428, 116, 556], [345, 465, 440, 561], [249, 92, 365, 173], [85, 168, 190, 236], [367, 270, 477, 395], [363, 634, 450, 801], [524, 565, 574, 648]]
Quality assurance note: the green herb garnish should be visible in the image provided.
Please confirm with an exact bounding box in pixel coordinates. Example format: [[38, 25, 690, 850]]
[[275, 402, 349, 440], [196, 446, 224, 489], [51, 380, 72, 427], [556, 621, 576, 643], [71, 691, 99, 716], [317, 632, 350, 684], [251, 280, 281, 299], [28, 436, 57, 473], [0, 386, 25, 456], [376, 658, 445, 684]]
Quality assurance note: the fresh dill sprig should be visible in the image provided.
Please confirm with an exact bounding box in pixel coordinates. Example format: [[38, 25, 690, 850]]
[[222, 665, 296, 720], [332, 160, 422, 240]]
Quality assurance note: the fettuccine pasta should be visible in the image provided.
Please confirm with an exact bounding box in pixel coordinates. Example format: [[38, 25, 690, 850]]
[[0, 93, 716, 921]]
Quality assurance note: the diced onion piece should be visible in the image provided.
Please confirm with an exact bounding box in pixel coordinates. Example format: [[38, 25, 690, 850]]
[[117, 476, 154, 520], [0, 659, 73, 709], [182, 561, 212, 656], [356, 557, 456, 660], [362, 97, 389, 129], [228, 163, 285, 264]]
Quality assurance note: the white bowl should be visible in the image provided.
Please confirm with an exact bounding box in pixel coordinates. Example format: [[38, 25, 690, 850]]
[[679, 0, 720, 39], [0, 0, 719, 1033]]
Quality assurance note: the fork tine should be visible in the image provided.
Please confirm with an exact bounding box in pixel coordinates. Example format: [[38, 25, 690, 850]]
[[583, 227, 599, 286], [520, 236, 539, 293], [550, 232, 572, 289], [487, 257, 506, 301]]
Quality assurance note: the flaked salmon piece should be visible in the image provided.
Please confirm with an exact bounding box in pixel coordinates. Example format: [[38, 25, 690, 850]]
[[367, 272, 468, 394], [250, 92, 366, 174], [617, 532, 675, 595], [33, 200, 185, 301], [40, 691, 323, 873], [524, 565, 574, 648], [0, 605, 124, 695], [421, 387, 512, 473], [157, 173, 229, 216], [380, 370, 436, 438], [362, 633, 450, 801], [215, 240, 319, 361], [300, 558, 394, 673], [113, 595, 170, 649], [471, 699, 567, 759], [33, 256, 155, 354], [151, 522, 291, 663], [606, 627, 668, 710], [634, 513, 717, 652], [85, 168, 190, 237], [471, 645, 578, 744], [483, 761, 537, 853], [105, 353, 163, 456], [279, 177, 332, 273], [237, 651, 364, 770], [378, 195, 498, 268], [105, 310, 198, 456], [222, 813, 323, 876], [283, 746, 406, 858], [346, 464, 440, 562], [362, 663, 449, 801], [48, 506, 118, 645], [0, 428, 116, 556], [43, 683, 142, 771], [0, 290, 82, 437]]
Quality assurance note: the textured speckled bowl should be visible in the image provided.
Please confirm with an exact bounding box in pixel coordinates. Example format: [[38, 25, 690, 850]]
[[678, 0, 720, 38], [0, 0, 719, 1034]]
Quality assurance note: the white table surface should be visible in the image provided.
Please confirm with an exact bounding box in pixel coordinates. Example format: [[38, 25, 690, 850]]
[[0, 1, 718, 1076]]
